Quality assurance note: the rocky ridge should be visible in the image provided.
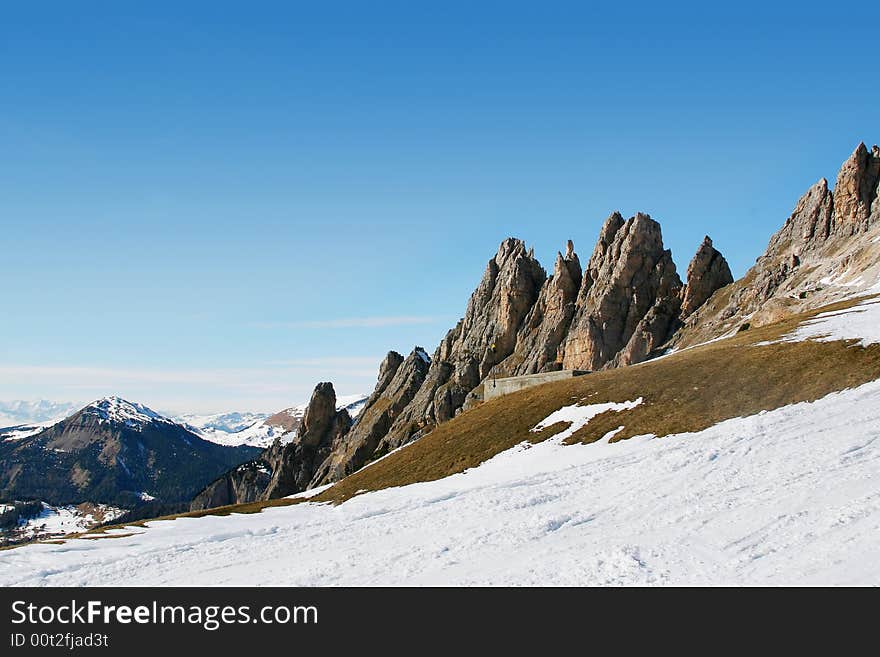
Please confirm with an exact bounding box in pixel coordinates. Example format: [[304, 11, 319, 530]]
[[192, 141, 880, 510], [671, 142, 880, 348], [211, 214, 731, 504]]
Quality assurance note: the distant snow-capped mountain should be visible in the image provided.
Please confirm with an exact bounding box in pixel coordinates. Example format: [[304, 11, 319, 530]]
[[175, 411, 270, 435], [83, 396, 177, 430], [0, 396, 260, 509], [176, 394, 369, 449], [0, 400, 79, 428], [0, 395, 369, 450]]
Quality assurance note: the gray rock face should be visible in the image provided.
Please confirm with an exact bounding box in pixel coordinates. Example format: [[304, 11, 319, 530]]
[[368, 238, 546, 453], [190, 460, 273, 511], [310, 348, 431, 485], [263, 382, 352, 499], [497, 241, 582, 375], [561, 212, 683, 370], [680, 236, 734, 318], [831, 142, 880, 236], [454, 237, 547, 380], [189, 382, 351, 510]]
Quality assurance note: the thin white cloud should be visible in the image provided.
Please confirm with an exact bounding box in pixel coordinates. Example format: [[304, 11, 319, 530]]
[[0, 361, 381, 385], [0, 360, 382, 414], [268, 356, 382, 367], [254, 316, 441, 329]]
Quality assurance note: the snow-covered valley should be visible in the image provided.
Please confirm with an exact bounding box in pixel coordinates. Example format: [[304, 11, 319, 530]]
[[1, 502, 126, 545], [2, 374, 878, 586]]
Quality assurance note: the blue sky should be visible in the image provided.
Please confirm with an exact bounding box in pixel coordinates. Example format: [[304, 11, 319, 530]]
[[2, 2, 878, 413]]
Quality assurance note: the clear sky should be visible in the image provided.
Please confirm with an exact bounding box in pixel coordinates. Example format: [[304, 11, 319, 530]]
[[2, 1, 878, 413]]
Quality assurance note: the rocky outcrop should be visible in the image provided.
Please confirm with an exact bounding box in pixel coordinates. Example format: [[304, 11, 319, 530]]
[[306, 217, 726, 488], [449, 237, 547, 379], [263, 382, 352, 499], [496, 240, 582, 375], [362, 238, 547, 455], [831, 143, 880, 236], [671, 142, 880, 349], [190, 460, 273, 511], [189, 382, 352, 510], [189, 209, 745, 508], [310, 348, 431, 485], [561, 213, 683, 370], [680, 236, 734, 318]]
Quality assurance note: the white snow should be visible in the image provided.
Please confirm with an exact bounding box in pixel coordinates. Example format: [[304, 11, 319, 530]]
[[772, 297, 880, 348], [0, 423, 52, 441], [2, 379, 880, 586], [184, 417, 288, 448], [6, 503, 127, 542], [83, 396, 173, 430], [819, 273, 866, 288], [179, 395, 368, 448], [531, 398, 642, 442], [175, 411, 270, 435], [338, 394, 368, 419]]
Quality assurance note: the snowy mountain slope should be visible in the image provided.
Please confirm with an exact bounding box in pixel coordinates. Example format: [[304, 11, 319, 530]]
[[175, 411, 270, 435], [2, 376, 878, 586], [0, 422, 54, 441], [2, 502, 127, 545], [82, 396, 176, 429], [338, 394, 368, 419]]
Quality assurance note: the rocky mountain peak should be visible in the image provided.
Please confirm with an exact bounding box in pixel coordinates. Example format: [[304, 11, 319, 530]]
[[680, 236, 734, 318], [495, 240, 582, 376], [832, 142, 880, 235], [80, 396, 171, 430], [295, 382, 338, 447], [309, 347, 431, 485], [671, 140, 880, 349], [562, 212, 682, 370], [456, 238, 546, 379], [262, 381, 352, 499]]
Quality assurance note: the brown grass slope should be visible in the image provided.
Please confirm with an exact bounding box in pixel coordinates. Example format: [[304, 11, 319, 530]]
[[33, 294, 877, 547]]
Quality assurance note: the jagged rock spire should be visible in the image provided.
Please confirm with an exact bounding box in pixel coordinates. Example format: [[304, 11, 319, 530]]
[[680, 236, 734, 318], [497, 239, 582, 375], [561, 212, 682, 370], [311, 347, 430, 485], [263, 382, 351, 498], [832, 142, 880, 236], [670, 140, 880, 349]]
